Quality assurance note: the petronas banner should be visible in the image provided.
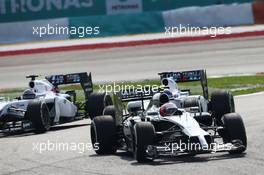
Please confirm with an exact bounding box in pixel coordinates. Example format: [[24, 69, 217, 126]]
[[0, 0, 253, 23], [0, 0, 105, 23]]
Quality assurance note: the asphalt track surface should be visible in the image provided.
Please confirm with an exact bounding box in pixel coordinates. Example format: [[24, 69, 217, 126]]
[[0, 36, 264, 89], [0, 93, 264, 175]]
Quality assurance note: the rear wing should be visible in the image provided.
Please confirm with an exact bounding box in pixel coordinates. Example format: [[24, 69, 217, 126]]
[[45, 72, 93, 100], [158, 70, 209, 99]]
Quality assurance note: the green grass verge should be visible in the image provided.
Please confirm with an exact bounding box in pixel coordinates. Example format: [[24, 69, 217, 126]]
[[0, 75, 263, 100]]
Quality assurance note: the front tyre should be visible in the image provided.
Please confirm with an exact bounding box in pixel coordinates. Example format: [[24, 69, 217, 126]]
[[91, 115, 117, 154], [222, 113, 247, 154], [134, 122, 155, 163], [26, 100, 51, 134]]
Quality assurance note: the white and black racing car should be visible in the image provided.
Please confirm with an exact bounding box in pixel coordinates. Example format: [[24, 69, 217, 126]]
[[0, 72, 100, 134], [89, 70, 247, 162]]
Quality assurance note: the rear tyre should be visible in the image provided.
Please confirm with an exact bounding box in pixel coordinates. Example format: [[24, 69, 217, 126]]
[[134, 122, 155, 163], [183, 97, 199, 108], [211, 90, 235, 125], [91, 115, 117, 154], [87, 92, 113, 120], [26, 100, 50, 134], [222, 113, 247, 154]]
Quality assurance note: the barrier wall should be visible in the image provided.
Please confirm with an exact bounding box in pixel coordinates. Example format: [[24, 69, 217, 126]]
[[0, 19, 69, 44], [0, 2, 263, 44], [0, 12, 165, 44], [0, 0, 253, 23], [68, 12, 164, 38]]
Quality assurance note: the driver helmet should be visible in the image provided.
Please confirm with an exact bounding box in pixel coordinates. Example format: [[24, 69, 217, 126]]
[[159, 102, 178, 117]]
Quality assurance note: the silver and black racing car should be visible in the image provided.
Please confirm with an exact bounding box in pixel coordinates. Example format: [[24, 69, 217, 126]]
[[89, 70, 247, 162]]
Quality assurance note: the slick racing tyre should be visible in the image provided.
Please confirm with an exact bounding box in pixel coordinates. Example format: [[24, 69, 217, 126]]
[[26, 100, 51, 134], [211, 90, 235, 125], [134, 122, 155, 163], [183, 97, 199, 108], [91, 115, 117, 154], [103, 105, 116, 120], [87, 92, 113, 120], [222, 113, 247, 154]]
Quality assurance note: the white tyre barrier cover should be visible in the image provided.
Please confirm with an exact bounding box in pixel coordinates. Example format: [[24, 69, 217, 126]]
[[162, 3, 254, 28]]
